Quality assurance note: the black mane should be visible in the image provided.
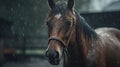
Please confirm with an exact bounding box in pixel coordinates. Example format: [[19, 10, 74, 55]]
[[75, 10, 98, 39]]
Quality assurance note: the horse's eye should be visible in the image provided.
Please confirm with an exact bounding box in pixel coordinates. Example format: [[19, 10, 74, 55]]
[[66, 21, 72, 27]]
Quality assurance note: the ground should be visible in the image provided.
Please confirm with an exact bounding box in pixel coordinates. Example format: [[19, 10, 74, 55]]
[[2, 57, 62, 67]]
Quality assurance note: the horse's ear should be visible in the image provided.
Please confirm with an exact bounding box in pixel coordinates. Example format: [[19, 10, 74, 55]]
[[67, 0, 74, 11], [48, 0, 55, 9]]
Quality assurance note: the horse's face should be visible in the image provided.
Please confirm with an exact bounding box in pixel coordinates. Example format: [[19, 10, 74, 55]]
[[45, 0, 75, 65]]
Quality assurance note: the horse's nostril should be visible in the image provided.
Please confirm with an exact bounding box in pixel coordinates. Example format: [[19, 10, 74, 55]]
[[55, 51, 59, 58]]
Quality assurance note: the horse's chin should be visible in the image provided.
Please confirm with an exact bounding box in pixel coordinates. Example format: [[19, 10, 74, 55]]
[[49, 59, 60, 65]]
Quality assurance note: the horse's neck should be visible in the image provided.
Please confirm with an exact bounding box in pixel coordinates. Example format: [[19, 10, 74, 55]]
[[64, 12, 98, 67], [78, 15, 98, 61]]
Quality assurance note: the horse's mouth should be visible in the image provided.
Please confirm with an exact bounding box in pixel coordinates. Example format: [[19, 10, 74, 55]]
[[49, 59, 60, 65]]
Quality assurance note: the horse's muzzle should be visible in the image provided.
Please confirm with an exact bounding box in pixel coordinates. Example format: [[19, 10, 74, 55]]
[[46, 50, 60, 65]]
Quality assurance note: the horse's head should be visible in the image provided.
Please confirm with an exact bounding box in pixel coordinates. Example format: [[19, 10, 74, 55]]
[[45, 0, 76, 65]]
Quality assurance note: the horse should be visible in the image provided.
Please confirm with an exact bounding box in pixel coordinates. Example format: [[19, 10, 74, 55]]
[[45, 0, 120, 67]]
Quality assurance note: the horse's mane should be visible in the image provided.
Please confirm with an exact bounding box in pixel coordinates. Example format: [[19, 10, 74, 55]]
[[75, 10, 98, 40]]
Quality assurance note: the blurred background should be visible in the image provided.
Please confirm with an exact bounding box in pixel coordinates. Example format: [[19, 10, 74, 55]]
[[0, 0, 120, 67]]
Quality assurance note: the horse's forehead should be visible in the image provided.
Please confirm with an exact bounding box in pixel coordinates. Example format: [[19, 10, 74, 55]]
[[47, 10, 74, 22], [54, 12, 73, 21], [54, 13, 62, 19], [47, 13, 61, 22]]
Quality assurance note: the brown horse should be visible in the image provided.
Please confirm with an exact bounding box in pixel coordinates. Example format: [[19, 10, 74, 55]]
[[45, 0, 120, 67]]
